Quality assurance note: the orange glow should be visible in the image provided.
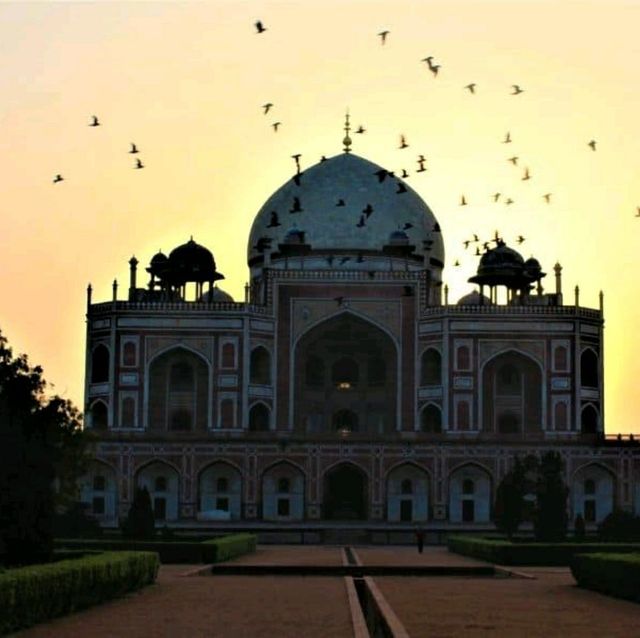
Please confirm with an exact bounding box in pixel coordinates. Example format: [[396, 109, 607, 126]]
[[0, 1, 638, 431]]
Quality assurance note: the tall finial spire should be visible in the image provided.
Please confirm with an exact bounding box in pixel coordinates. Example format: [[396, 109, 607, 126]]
[[343, 109, 352, 153]]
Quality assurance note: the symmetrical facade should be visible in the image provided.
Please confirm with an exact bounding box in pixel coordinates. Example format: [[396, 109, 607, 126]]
[[81, 148, 640, 528]]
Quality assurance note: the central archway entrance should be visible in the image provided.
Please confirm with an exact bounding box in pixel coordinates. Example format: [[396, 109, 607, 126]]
[[323, 464, 367, 520]]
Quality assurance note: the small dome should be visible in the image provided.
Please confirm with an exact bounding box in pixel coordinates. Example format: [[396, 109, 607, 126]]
[[388, 229, 409, 246], [163, 238, 224, 284], [150, 250, 168, 265], [199, 287, 234, 303], [469, 241, 527, 288], [478, 242, 524, 269], [457, 290, 491, 306]]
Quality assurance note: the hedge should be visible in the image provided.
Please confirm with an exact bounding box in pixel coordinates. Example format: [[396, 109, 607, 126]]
[[0, 551, 159, 634], [448, 535, 640, 566], [55, 533, 257, 564], [571, 553, 640, 602]]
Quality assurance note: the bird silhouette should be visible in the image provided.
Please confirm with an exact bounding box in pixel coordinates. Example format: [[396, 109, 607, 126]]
[[134, 158, 144, 169], [483, 242, 490, 250], [363, 203, 374, 218], [493, 193, 501, 202], [422, 56, 434, 65], [272, 122, 281, 132], [522, 167, 531, 181], [460, 195, 468, 206], [505, 198, 514, 205], [290, 197, 302, 213], [355, 125, 366, 134], [430, 64, 440, 77], [472, 234, 479, 242], [267, 211, 281, 227], [340, 256, 351, 265], [543, 193, 552, 203], [463, 240, 471, 249], [454, 260, 460, 266], [503, 132, 512, 143], [418, 154, 426, 163], [255, 20, 266, 33], [516, 235, 526, 244], [262, 102, 273, 114], [401, 169, 409, 178], [89, 115, 100, 127], [508, 156, 518, 165], [403, 222, 413, 230], [511, 84, 524, 95], [374, 169, 389, 183], [465, 83, 476, 94], [320, 155, 327, 162], [475, 247, 481, 256], [396, 182, 407, 194], [399, 135, 408, 149], [378, 30, 389, 44], [53, 174, 64, 183], [416, 165, 427, 173], [336, 199, 346, 207], [356, 215, 366, 228], [254, 237, 273, 252], [291, 154, 301, 173], [129, 143, 139, 154], [588, 140, 597, 151]]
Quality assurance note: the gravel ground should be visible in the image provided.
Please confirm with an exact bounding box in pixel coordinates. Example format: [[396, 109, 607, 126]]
[[354, 546, 490, 567], [223, 544, 344, 566]]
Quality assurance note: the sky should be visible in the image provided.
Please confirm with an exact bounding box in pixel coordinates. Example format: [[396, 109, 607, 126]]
[[0, 0, 638, 431]]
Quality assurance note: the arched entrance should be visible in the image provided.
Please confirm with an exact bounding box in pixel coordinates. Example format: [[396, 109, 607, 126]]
[[323, 464, 367, 520]]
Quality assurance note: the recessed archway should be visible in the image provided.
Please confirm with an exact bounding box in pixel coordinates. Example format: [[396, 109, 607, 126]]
[[323, 463, 368, 520]]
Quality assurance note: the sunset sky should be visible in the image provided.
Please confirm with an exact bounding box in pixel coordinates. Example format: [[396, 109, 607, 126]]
[[1, 0, 638, 431]]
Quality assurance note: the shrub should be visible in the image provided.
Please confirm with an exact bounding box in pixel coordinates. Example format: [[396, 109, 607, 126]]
[[121, 487, 155, 540], [571, 553, 640, 602], [494, 457, 528, 539], [574, 514, 586, 541], [53, 502, 103, 539], [534, 451, 568, 542], [598, 509, 640, 542], [201, 533, 257, 563], [0, 551, 158, 634]]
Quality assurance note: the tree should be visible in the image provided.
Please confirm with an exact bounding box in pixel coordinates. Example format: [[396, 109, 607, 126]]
[[0, 330, 92, 566], [494, 457, 527, 539], [122, 487, 155, 540], [533, 451, 569, 542]]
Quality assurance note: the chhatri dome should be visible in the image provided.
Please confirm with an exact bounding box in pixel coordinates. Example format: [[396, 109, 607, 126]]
[[247, 125, 444, 276]]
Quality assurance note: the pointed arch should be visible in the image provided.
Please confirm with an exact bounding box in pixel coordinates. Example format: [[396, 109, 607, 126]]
[[90, 344, 110, 383], [420, 347, 442, 386], [248, 400, 271, 431], [448, 462, 493, 523], [420, 402, 442, 433], [581, 403, 599, 434], [250, 345, 272, 385], [580, 347, 599, 388], [134, 459, 180, 522], [198, 461, 242, 520], [88, 399, 108, 430], [261, 460, 305, 521], [572, 462, 615, 523]]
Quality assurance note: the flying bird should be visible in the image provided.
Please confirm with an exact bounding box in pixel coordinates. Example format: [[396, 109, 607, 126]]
[[493, 193, 501, 202], [291, 154, 301, 173], [454, 260, 460, 267], [429, 64, 441, 77], [89, 115, 100, 127], [401, 169, 409, 178], [475, 247, 481, 256], [460, 195, 468, 206], [416, 165, 427, 173], [483, 242, 490, 250], [134, 158, 144, 169], [511, 84, 524, 95], [508, 156, 518, 165], [378, 30, 389, 44], [399, 135, 408, 149], [588, 139, 597, 151], [267, 211, 281, 227], [505, 198, 514, 205], [472, 234, 479, 242], [129, 143, 139, 154], [374, 169, 390, 183], [336, 199, 345, 207], [543, 193, 552, 203], [290, 197, 303, 213], [272, 122, 281, 132], [396, 181, 407, 194], [53, 174, 64, 183], [516, 235, 526, 244], [363, 203, 374, 218], [503, 132, 512, 143], [522, 167, 531, 181], [463, 240, 471, 249], [465, 83, 476, 94], [422, 56, 434, 65], [255, 20, 266, 33], [262, 102, 273, 114], [355, 125, 366, 134], [356, 215, 366, 228]]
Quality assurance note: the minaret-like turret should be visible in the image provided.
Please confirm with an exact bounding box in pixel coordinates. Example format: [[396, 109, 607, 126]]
[[128, 256, 139, 301]]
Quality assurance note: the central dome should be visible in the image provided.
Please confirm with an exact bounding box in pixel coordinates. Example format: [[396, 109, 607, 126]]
[[247, 153, 444, 268]]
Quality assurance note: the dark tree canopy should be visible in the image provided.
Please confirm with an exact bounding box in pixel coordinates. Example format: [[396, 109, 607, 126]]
[[533, 451, 569, 542], [0, 330, 92, 566], [493, 457, 528, 539], [122, 487, 155, 539]]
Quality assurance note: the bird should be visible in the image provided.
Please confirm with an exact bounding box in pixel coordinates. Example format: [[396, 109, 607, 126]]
[[503, 132, 512, 143], [588, 140, 597, 151], [417, 154, 426, 163], [363, 203, 374, 218], [254, 237, 273, 252], [272, 122, 281, 132], [129, 143, 139, 154], [53, 174, 64, 183], [339, 256, 351, 265], [475, 247, 481, 256], [511, 84, 524, 95], [463, 240, 471, 249], [399, 134, 409, 149], [522, 167, 531, 181], [336, 199, 345, 207], [465, 83, 476, 94], [482, 242, 490, 250], [508, 156, 518, 165], [89, 115, 100, 127], [401, 169, 409, 178], [472, 233, 479, 242], [403, 222, 413, 230], [543, 193, 552, 203], [255, 20, 266, 33], [460, 195, 468, 206], [134, 158, 144, 169], [320, 155, 327, 162], [429, 64, 440, 77], [290, 197, 302, 213], [356, 215, 366, 228], [416, 165, 427, 173], [355, 125, 366, 134], [516, 235, 526, 244], [493, 193, 501, 202], [378, 30, 389, 44], [262, 102, 273, 114], [267, 211, 281, 227], [505, 198, 514, 205], [334, 296, 345, 306], [422, 56, 434, 65], [291, 154, 301, 172], [374, 169, 389, 183], [454, 260, 460, 267], [396, 182, 407, 194]]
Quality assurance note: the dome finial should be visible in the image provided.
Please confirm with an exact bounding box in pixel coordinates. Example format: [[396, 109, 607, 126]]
[[343, 109, 352, 153]]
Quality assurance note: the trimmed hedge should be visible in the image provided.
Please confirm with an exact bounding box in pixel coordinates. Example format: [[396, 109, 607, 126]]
[[571, 553, 640, 602], [448, 535, 640, 566], [0, 551, 159, 634], [55, 533, 257, 564]]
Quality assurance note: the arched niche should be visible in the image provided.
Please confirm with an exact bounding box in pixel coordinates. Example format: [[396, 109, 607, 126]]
[[136, 461, 180, 522], [572, 464, 615, 523], [79, 461, 118, 521], [89, 400, 108, 430], [261, 462, 305, 521], [580, 349, 598, 388], [91, 344, 109, 383], [147, 347, 209, 432], [581, 404, 599, 434], [293, 313, 397, 434], [199, 463, 242, 520], [250, 346, 271, 385], [387, 464, 429, 522], [420, 404, 442, 433], [420, 348, 441, 386], [323, 463, 368, 520], [448, 464, 492, 523], [248, 402, 271, 431]]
